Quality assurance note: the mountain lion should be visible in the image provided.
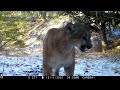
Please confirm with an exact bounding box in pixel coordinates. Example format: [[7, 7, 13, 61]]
[[43, 22, 92, 76]]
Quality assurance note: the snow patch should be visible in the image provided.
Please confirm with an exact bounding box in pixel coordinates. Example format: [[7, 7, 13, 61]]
[[0, 52, 120, 76]]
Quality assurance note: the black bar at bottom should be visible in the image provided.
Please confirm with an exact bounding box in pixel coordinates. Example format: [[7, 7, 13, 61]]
[[0, 76, 120, 80]]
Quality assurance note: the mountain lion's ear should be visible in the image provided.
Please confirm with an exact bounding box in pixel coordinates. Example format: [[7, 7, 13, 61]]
[[65, 22, 75, 34]]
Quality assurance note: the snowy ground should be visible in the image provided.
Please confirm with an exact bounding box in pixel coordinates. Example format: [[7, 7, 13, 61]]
[[0, 48, 120, 76]]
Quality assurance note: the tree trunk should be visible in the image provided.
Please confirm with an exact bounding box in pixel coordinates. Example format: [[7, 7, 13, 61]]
[[99, 22, 108, 52], [108, 22, 112, 36]]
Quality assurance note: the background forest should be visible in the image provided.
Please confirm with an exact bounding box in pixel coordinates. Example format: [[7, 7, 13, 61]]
[[0, 11, 120, 76]]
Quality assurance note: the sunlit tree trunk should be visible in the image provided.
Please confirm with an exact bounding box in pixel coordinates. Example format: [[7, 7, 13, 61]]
[[91, 32, 102, 52]]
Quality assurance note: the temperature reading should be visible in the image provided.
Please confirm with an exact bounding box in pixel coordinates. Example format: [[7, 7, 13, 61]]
[[28, 76, 37, 79]]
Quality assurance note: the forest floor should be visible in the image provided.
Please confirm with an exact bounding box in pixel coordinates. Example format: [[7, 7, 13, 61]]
[[0, 45, 120, 76]]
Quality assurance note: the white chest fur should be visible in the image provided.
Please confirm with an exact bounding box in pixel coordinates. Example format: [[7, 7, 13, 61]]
[[49, 51, 74, 70]]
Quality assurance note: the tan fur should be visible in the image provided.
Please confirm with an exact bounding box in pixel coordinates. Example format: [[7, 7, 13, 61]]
[[43, 23, 92, 76]]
